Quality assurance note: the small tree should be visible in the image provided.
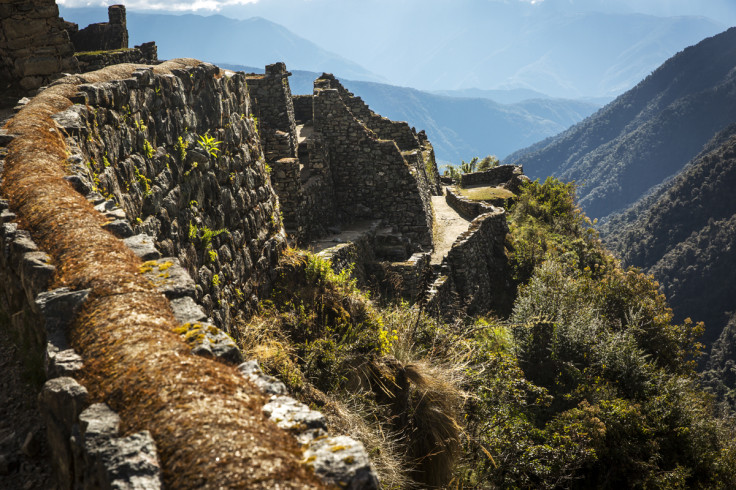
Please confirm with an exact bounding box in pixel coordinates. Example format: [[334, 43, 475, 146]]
[[477, 155, 499, 171]]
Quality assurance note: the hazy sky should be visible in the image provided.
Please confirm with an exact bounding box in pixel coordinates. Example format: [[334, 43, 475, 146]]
[[57, 0, 736, 97], [56, 0, 736, 20]]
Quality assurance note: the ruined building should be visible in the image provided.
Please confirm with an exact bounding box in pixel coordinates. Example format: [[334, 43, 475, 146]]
[[0, 2, 517, 488], [0, 1, 156, 97]]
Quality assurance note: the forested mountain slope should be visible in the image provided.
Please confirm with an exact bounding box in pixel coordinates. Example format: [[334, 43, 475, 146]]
[[506, 27, 736, 219], [601, 125, 736, 347]]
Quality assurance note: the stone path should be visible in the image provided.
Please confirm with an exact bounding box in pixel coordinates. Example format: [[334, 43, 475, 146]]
[[430, 187, 472, 265]]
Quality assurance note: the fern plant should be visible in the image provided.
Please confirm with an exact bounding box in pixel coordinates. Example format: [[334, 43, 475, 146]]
[[197, 132, 222, 158]]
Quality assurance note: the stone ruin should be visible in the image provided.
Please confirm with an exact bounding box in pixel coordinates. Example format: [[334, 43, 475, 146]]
[[0, 1, 156, 98], [63, 4, 128, 52], [247, 63, 440, 249], [0, 2, 522, 487], [0, 0, 78, 94], [247, 63, 512, 315]]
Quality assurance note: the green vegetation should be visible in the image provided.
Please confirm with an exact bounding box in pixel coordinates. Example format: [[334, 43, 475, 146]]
[[188, 222, 228, 250], [133, 164, 152, 196], [176, 135, 188, 162], [443, 155, 500, 184], [456, 186, 514, 201], [142, 139, 154, 159], [197, 131, 222, 158], [240, 177, 736, 488]]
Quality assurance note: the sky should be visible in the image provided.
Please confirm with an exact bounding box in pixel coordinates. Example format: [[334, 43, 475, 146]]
[[57, 0, 736, 98], [55, 0, 736, 21]]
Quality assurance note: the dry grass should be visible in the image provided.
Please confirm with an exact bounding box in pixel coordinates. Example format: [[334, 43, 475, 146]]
[[237, 252, 468, 488], [1, 62, 323, 488], [457, 186, 515, 201]]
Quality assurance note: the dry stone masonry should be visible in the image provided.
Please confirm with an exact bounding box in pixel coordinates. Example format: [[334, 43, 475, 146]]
[[0, 3, 520, 483], [249, 64, 441, 250], [0, 0, 78, 94], [63, 5, 128, 53], [57, 62, 285, 331]]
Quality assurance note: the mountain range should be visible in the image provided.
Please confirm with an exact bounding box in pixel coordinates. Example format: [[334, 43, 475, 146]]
[[215, 0, 728, 99], [59, 7, 382, 82], [60, 3, 727, 100], [506, 27, 736, 219], [505, 27, 736, 399]]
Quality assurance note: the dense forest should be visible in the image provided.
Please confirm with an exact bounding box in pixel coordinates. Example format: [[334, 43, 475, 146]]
[[505, 27, 736, 220], [239, 179, 736, 488], [600, 125, 736, 345]]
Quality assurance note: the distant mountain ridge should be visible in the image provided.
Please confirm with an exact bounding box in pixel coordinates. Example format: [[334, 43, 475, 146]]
[[214, 0, 726, 98], [222, 64, 600, 164], [58, 7, 383, 83], [506, 27, 736, 219]]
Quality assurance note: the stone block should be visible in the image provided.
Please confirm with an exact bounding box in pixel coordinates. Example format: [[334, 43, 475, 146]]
[[175, 322, 243, 365], [139, 257, 195, 299], [238, 360, 288, 396], [123, 234, 161, 261], [303, 435, 378, 490], [39, 377, 89, 490], [262, 395, 327, 432]]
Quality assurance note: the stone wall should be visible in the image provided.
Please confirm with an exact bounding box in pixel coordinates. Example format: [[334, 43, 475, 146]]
[[317, 73, 420, 151], [246, 62, 298, 162], [65, 4, 128, 52], [54, 62, 286, 332], [0, 188, 164, 489], [426, 209, 510, 317], [460, 164, 527, 190], [0, 0, 78, 94], [292, 94, 313, 123], [0, 60, 378, 489], [75, 42, 158, 73], [313, 86, 434, 248], [445, 186, 495, 219]]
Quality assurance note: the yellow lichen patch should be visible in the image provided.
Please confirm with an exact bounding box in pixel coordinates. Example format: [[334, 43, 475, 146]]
[[330, 445, 347, 452], [158, 261, 174, 271], [139, 260, 158, 274]]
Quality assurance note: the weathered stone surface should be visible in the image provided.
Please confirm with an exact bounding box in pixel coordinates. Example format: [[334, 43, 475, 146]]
[[46, 347, 84, 379], [175, 322, 243, 365], [238, 360, 288, 396], [0, 0, 78, 92], [102, 218, 134, 238], [169, 296, 207, 324], [303, 435, 379, 490], [76, 404, 161, 490], [139, 258, 195, 299], [39, 377, 89, 490], [20, 251, 55, 304], [64, 63, 286, 332], [459, 164, 527, 189], [262, 395, 327, 432], [35, 287, 91, 350], [445, 186, 496, 220], [123, 234, 161, 261]]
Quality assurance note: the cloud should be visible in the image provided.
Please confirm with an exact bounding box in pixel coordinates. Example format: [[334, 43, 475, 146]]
[[57, 0, 260, 11]]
